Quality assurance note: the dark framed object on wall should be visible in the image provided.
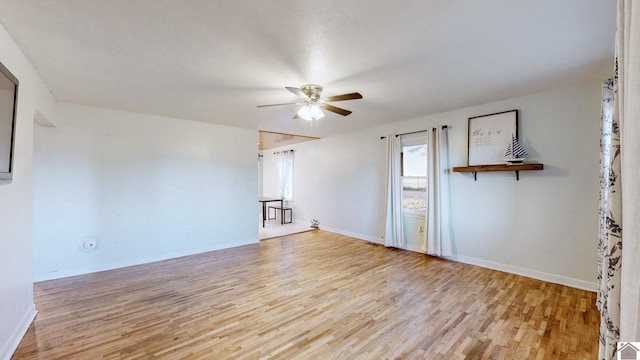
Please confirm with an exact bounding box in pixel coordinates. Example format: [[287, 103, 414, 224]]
[[0, 61, 18, 181], [467, 110, 518, 166]]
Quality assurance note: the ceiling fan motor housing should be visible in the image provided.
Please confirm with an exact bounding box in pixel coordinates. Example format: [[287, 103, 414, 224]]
[[300, 84, 323, 102]]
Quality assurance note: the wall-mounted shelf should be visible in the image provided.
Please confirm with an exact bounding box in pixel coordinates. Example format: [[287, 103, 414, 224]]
[[452, 163, 543, 181]]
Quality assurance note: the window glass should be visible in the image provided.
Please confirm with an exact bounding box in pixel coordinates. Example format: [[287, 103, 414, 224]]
[[402, 143, 427, 212]]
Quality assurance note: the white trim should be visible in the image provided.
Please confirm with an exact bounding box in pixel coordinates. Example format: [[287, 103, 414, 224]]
[[34, 238, 258, 282], [321, 226, 383, 244], [320, 228, 597, 292], [1, 304, 37, 360], [451, 255, 597, 292]]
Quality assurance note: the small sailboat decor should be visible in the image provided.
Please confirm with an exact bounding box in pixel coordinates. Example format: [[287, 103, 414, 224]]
[[504, 134, 527, 165]]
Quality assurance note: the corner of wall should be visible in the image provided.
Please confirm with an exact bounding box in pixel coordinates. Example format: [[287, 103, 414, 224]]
[[0, 21, 56, 360], [0, 305, 37, 360]]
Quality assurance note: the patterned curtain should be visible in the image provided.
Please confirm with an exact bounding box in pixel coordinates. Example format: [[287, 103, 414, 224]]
[[597, 78, 622, 360], [617, 0, 640, 342], [598, 2, 640, 357]]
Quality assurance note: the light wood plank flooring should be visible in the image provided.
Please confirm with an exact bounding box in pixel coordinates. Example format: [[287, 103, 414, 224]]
[[13, 231, 599, 359]]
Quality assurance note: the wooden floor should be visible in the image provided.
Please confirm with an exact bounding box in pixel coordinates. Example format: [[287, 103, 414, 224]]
[[13, 231, 599, 359]]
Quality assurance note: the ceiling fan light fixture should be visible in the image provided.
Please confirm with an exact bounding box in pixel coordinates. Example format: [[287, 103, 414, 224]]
[[297, 104, 325, 121], [258, 84, 362, 120]]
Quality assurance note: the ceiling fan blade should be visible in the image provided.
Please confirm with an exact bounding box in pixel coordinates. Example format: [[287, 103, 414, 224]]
[[257, 102, 302, 108], [324, 92, 363, 102], [323, 104, 352, 116], [285, 87, 309, 99]]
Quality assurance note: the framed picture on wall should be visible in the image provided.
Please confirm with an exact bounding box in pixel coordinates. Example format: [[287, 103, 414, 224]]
[[0, 61, 19, 181], [467, 110, 518, 166]]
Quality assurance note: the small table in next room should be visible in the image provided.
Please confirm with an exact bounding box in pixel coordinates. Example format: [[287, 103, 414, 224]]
[[259, 197, 284, 228]]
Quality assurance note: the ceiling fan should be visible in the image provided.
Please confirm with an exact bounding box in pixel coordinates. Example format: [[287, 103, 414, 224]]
[[257, 84, 363, 121]]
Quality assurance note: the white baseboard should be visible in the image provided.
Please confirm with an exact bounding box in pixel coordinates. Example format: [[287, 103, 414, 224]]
[[1, 304, 37, 360], [320, 228, 597, 292], [34, 238, 259, 282], [451, 255, 597, 292], [320, 226, 383, 244]]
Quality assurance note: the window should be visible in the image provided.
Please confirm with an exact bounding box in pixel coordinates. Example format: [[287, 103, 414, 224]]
[[401, 137, 427, 213]]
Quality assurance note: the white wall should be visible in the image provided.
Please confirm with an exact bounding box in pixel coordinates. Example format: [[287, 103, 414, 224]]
[[262, 81, 602, 290], [0, 25, 56, 360], [32, 103, 258, 280]]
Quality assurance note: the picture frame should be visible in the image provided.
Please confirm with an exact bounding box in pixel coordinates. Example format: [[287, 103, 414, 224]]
[[467, 110, 518, 166], [0, 61, 18, 181]]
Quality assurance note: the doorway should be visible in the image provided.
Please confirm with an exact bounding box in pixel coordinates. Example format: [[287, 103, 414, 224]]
[[257, 131, 318, 239]]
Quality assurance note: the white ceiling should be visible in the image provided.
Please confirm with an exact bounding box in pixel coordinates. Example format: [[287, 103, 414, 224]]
[[0, 1, 616, 138]]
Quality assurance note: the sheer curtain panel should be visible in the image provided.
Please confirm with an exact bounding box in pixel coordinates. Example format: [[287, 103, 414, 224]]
[[276, 150, 294, 200]]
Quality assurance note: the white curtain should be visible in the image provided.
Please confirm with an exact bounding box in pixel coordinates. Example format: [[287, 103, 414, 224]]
[[597, 2, 640, 358], [384, 135, 404, 248], [276, 150, 294, 200], [424, 127, 452, 257], [618, 0, 640, 346]]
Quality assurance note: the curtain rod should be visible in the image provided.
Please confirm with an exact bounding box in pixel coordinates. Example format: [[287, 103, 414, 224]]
[[380, 125, 448, 139], [273, 149, 294, 154]]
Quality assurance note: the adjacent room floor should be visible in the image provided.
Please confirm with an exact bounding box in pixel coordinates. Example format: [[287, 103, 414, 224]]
[[13, 231, 599, 359], [258, 216, 312, 240]]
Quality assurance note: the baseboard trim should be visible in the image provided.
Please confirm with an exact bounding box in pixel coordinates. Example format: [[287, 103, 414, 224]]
[[320, 228, 597, 292], [1, 304, 37, 360], [320, 226, 383, 244], [34, 238, 259, 282], [451, 255, 597, 292]]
